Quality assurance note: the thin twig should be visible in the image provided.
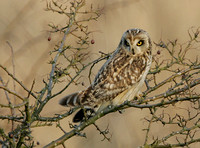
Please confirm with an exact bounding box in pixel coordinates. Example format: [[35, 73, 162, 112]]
[[0, 85, 24, 100], [93, 123, 111, 142], [0, 64, 37, 99], [7, 41, 16, 130]]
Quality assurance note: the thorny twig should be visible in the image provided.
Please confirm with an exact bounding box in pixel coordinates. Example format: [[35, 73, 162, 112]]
[[93, 123, 111, 142], [6, 41, 16, 131]]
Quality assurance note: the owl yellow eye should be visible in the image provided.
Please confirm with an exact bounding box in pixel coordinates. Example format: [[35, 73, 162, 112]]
[[137, 40, 144, 46]]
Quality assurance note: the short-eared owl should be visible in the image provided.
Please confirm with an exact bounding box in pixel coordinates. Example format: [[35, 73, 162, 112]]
[[60, 28, 152, 122]]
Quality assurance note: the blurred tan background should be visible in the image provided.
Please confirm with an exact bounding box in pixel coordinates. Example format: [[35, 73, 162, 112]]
[[0, 0, 200, 147]]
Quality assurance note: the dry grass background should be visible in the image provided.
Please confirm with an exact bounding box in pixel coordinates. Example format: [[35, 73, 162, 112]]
[[0, 0, 200, 147]]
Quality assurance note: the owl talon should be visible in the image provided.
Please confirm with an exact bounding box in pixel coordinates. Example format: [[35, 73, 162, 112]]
[[118, 110, 125, 114], [134, 91, 143, 100]]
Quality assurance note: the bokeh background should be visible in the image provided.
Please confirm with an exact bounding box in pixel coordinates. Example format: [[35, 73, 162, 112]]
[[0, 0, 200, 147]]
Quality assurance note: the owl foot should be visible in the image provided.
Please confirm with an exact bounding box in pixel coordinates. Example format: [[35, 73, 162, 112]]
[[134, 91, 143, 100]]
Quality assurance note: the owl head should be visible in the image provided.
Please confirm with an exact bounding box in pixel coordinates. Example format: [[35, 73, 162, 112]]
[[120, 28, 152, 55]]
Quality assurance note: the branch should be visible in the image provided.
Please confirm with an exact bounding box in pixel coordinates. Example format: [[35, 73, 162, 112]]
[[144, 64, 200, 95], [0, 64, 37, 99], [37, 107, 79, 122], [0, 85, 24, 101], [33, 1, 85, 117], [0, 115, 23, 122], [151, 124, 200, 148]]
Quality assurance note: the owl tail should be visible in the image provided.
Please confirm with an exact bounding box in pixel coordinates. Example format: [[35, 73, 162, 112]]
[[59, 91, 94, 122], [59, 92, 82, 107]]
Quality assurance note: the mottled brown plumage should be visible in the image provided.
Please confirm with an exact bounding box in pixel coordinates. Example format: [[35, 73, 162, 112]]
[[59, 28, 152, 122]]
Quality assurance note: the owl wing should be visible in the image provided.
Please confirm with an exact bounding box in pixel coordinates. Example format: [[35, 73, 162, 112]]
[[82, 48, 148, 106], [60, 48, 148, 108]]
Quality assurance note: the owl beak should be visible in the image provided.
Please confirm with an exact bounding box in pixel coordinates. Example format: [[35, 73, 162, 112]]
[[132, 48, 135, 55]]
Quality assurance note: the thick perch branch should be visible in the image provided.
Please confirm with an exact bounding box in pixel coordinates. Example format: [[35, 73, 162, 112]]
[[44, 94, 200, 147]]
